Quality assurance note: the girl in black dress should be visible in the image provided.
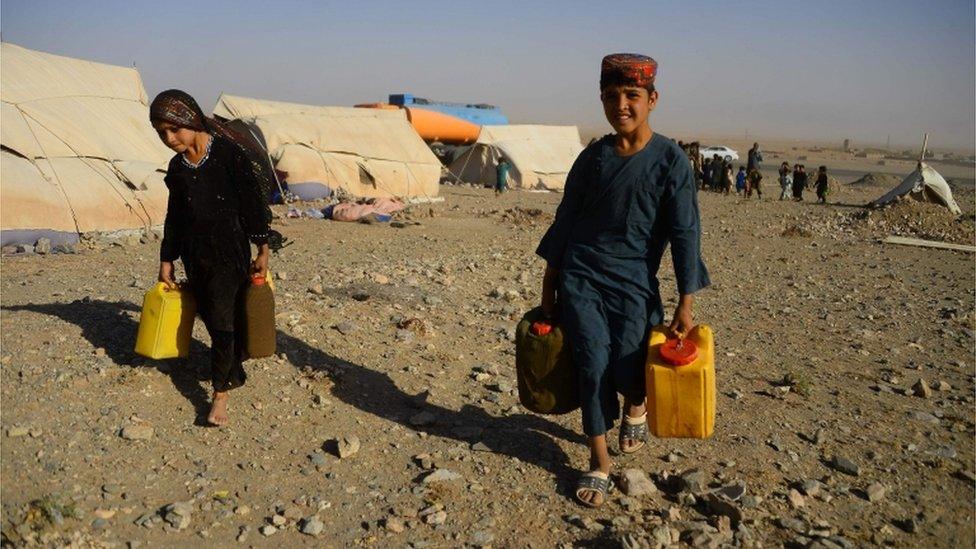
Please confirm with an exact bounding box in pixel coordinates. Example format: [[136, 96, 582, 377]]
[[150, 90, 271, 426]]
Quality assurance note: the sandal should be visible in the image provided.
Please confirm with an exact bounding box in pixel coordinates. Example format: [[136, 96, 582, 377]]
[[619, 413, 648, 454], [575, 471, 614, 508]]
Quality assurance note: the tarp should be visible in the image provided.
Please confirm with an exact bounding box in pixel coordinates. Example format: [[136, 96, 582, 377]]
[[868, 162, 962, 215], [447, 125, 583, 190], [1, 42, 171, 246], [213, 94, 441, 199]]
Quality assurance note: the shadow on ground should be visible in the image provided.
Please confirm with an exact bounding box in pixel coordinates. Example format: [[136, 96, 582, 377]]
[[4, 299, 586, 492]]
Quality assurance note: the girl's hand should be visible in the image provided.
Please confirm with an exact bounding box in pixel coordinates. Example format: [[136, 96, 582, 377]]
[[251, 244, 270, 277], [668, 294, 695, 339], [159, 261, 177, 290]]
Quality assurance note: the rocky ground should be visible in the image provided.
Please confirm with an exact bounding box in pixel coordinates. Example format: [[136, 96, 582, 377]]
[[1, 175, 974, 548]]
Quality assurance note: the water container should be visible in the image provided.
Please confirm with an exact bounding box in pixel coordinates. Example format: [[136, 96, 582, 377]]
[[245, 273, 276, 358], [515, 307, 578, 415], [135, 283, 196, 359], [645, 324, 715, 438]]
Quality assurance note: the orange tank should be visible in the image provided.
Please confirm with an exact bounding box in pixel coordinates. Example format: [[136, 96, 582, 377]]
[[355, 103, 480, 145], [403, 107, 479, 145]]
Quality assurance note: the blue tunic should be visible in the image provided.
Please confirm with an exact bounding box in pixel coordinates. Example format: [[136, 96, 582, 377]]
[[536, 133, 709, 436]]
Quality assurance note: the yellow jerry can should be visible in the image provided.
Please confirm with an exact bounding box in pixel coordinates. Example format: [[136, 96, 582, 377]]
[[645, 324, 715, 438], [135, 282, 196, 359]]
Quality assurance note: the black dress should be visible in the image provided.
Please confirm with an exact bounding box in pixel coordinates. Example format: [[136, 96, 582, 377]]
[[160, 135, 269, 392]]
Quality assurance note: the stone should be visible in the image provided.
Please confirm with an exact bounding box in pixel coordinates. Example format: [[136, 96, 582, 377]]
[[421, 469, 461, 484], [619, 469, 657, 497], [912, 378, 932, 398], [309, 453, 328, 467], [831, 455, 860, 476], [162, 502, 192, 530], [336, 435, 361, 459], [52, 243, 76, 254], [384, 517, 405, 533], [7, 426, 29, 437], [788, 489, 805, 508], [935, 380, 952, 391], [234, 505, 250, 516], [309, 284, 324, 295], [300, 516, 324, 536], [866, 482, 886, 502], [34, 238, 52, 254], [271, 514, 287, 526], [701, 493, 743, 524], [713, 481, 746, 501], [801, 479, 823, 497], [423, 510, 447, 525], [470, 442, 491, 452], [679, 469, 708, 493], [335, 322, 357, 335], [259, 525, 278, 536], [91, 518, 108, 530], [120, 421, 154, 441]]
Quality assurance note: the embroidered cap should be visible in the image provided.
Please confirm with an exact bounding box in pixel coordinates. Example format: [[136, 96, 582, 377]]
[[600, 53, 657, 90]]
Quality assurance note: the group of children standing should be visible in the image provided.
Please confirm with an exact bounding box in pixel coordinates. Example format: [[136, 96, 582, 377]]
[[777, 162, 830, 203], [679, 144, 831, 204]]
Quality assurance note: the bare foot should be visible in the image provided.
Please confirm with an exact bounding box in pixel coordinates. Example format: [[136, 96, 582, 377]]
[[207, 391, 230, 426]]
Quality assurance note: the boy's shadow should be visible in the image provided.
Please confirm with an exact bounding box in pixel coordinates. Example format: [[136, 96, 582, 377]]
[[4, 299, 585, 488]]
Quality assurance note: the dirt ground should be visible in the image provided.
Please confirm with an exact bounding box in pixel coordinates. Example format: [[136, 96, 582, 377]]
[[1, 165, 974, 548]]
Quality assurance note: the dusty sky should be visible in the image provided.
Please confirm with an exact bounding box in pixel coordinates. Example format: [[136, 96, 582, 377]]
[[3, 0, 974, 150]]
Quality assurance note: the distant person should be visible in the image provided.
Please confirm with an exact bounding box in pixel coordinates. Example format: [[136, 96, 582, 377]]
[[815, 165, 829, 203], [536, 53, 709, 508], [723, 164, 734, 194], [702, 157, 712, 190], [495, 156, 511, 193], [711, 155, 724, 191], [792, 164, 807, 201], [747, 142, 763, 172], [690, 142, 703, 188], [150, 90, 274, 427], [735, 166, 747, 194], [746, 167, 763, 199], [778, 162, 793, 200]]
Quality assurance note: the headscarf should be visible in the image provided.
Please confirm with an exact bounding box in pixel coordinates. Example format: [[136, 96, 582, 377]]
[[150, 89, 288, 251], [600, 53, 658, 90]]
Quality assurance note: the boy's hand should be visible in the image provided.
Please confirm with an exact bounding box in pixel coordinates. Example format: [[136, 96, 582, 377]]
[[668, 294, 695, 339], [158, 261, 176, 290]]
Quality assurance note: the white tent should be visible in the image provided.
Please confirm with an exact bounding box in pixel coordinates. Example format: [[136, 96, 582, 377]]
[[447, 125, 583, 190], [1, 43, 171, 246], [212, 94, 441, 200], [868, 162, 962, 214]]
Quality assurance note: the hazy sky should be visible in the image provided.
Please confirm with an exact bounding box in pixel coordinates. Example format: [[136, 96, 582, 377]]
[[3, 0, 974, 150]]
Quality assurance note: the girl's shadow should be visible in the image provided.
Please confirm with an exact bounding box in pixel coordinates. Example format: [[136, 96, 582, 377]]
[[4, 299, 585, 486]]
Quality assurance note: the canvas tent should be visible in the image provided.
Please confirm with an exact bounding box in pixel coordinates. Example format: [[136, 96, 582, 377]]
[[1, 42, 171, 246], [867, 162, 962, 215], [212, 94, 441, 200], [447, 125, 583, 190]]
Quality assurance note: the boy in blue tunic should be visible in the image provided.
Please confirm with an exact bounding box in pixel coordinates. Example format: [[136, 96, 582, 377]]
[[536, 54, 710, 507]]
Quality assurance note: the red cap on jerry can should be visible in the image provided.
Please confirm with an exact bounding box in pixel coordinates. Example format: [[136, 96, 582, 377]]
[[530, 321, 553, 336], [660, 338, 699, 366]]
